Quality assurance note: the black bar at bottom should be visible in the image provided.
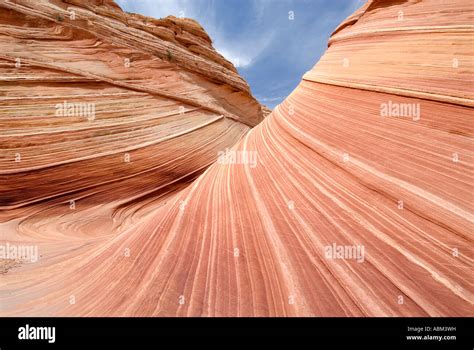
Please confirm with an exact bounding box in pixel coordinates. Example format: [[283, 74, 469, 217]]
[[0, 317, 471, 347]]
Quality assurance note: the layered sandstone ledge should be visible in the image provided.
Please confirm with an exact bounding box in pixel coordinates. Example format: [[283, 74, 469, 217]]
[[0, 0, 265, 213], [1, 0, 473, 316]]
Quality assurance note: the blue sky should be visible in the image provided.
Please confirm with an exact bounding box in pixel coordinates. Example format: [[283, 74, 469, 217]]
[[116, 0, 365, 108]]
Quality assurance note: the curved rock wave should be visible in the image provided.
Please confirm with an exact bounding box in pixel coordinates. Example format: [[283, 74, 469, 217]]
[[1, 0, 473, 316]]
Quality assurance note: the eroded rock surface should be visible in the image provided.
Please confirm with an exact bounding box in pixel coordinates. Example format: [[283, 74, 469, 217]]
[[0, 0, 472, 316]]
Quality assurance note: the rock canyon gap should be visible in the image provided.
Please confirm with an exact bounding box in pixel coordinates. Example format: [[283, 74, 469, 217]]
[[0, 0, 473, 317]]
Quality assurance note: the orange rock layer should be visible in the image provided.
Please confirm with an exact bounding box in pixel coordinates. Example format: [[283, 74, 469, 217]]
[[1, 0, 473, 316]]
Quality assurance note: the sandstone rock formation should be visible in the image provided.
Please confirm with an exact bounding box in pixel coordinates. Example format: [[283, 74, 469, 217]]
[[1, 0, 473, 316], [0, 0, 264, 215]]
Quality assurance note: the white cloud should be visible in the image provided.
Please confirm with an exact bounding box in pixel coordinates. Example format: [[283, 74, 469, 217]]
[[117, 0, 192, 19], [258, 96, 285, 103], [217, 48, 252, 68]]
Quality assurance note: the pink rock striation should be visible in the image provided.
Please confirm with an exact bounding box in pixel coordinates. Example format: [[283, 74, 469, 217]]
[[0, 0, 473, 316]]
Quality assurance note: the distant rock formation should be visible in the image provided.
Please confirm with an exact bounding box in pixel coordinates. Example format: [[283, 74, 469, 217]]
[[1, 0, 472, 316]]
